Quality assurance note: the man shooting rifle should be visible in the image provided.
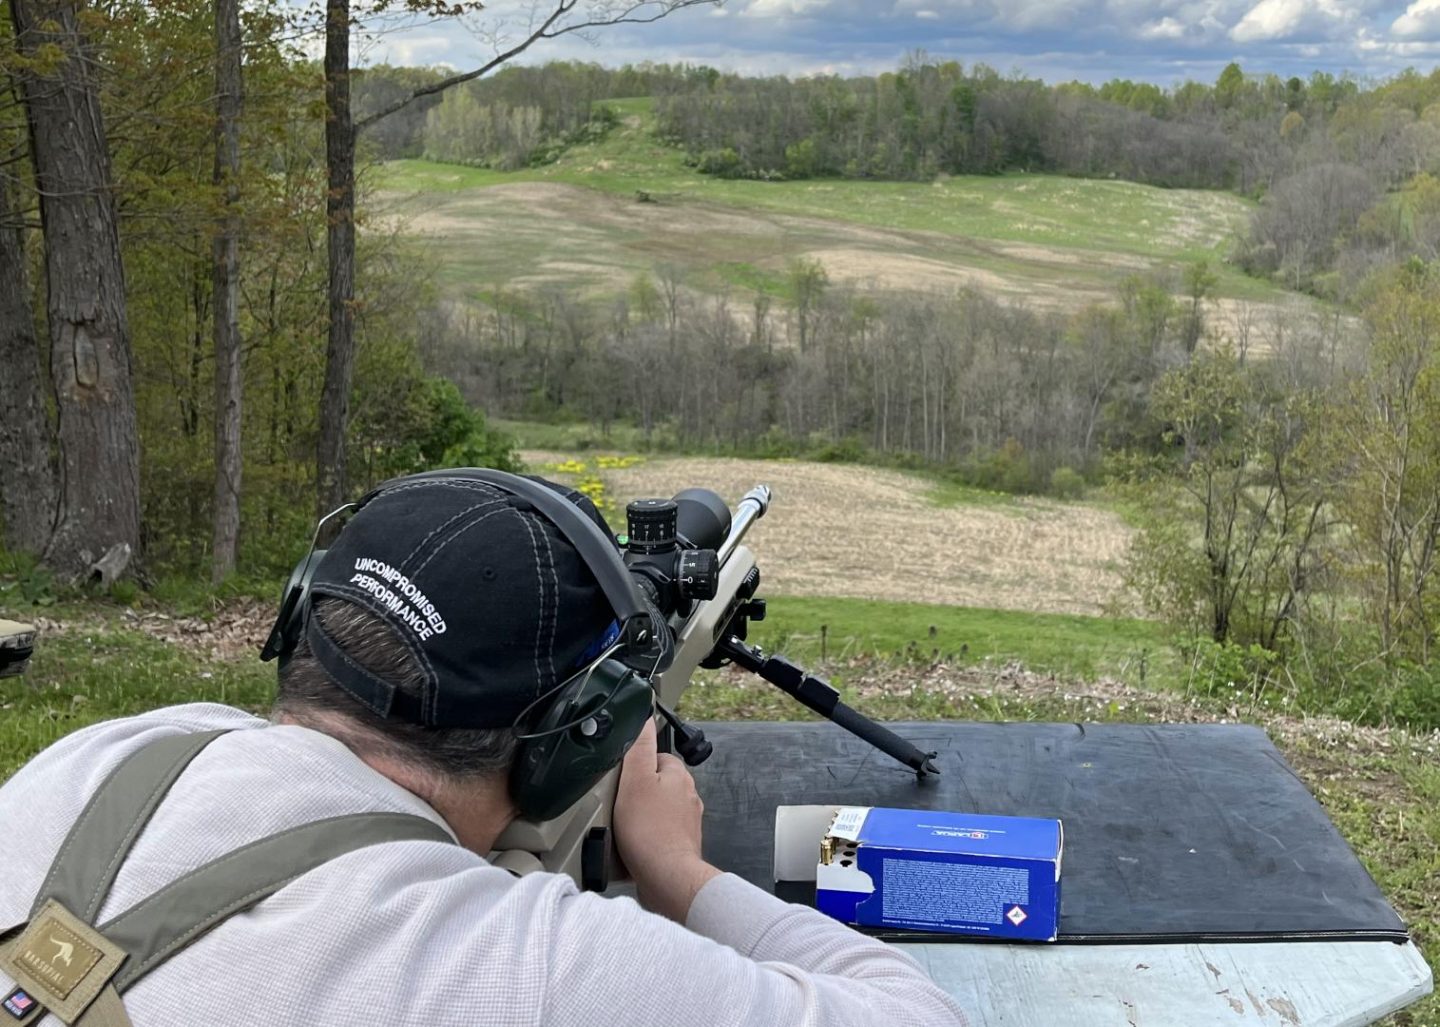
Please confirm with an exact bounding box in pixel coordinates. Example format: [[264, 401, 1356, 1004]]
[[0, 470, 966, 1027]]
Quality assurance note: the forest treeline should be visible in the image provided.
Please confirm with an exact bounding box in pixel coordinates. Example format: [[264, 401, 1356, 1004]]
[[649, 59, 1440, 191], [424, 260, 1253, 488]]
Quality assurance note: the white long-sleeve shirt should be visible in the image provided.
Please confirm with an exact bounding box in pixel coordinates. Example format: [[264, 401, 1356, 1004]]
[[0, 703, 968, 1026]]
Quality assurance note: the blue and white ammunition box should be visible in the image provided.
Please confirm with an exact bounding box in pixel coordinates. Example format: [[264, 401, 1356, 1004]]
[[813, 806, 1062, 941]]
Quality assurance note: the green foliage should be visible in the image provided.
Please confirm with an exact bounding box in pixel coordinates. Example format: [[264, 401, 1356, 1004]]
[[1214, 62, 1246, 109], [1049, 466, 1086, 500], [354, 375, 522, 482], [1329, 260, 1440, 660], [953, 440, 1043, 494], [810, 435, 866, 463], [784, 137, 820, 179], [419, 68, 622, 170], [1179, 259, 1218, 355], [695, 147, 744, 178], [784, 256, 829, 304], [1176, 636, 1279, 701], [0, 548, 59, 607], [108, 580, 140, 607]]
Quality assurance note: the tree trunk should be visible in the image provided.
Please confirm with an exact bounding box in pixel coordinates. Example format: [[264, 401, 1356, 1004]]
[[318, 0, 356, 514], [211, 0, 244, 582], [10, 0, 140, 576], [0, 160, 56, 554]]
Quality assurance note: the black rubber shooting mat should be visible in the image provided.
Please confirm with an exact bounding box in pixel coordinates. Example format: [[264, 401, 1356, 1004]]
[[691, 721, 1408, 944]]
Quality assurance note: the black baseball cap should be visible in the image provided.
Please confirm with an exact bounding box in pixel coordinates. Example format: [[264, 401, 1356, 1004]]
[[301, 474, 659, 729]]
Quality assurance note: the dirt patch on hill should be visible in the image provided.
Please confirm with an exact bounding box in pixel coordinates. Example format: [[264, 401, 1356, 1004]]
[[802, 248, 1014, 295], [586, 456, 1133, 617], [990, 241, 1151, 270]]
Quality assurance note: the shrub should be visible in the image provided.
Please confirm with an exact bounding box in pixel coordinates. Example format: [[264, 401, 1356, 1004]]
[[1050, 466, 1086, 500], [696, 148, 743, 178]]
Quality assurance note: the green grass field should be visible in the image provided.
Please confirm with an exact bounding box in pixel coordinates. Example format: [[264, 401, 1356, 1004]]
[[748, 596, 1165, 682], [373, 98, 1232, 256], [0, 596, 1162, 775], [370, 98, 1303, 318]]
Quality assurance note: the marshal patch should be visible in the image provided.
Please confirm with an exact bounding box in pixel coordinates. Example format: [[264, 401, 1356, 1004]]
[[14, 917, 102, 1001], [2, 989, 36, 1020], [1, 901, 126, 1024]]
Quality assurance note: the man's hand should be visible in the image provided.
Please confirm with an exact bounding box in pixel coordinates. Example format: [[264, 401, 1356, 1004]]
[[614, 717, 722, 922]]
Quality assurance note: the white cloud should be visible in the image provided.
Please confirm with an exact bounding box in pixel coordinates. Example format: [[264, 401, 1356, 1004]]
[[1229, 0, 1356, 41], [1138, 15, 1188, 39], [742, 0, 834, 16], [916, 8, 941, 18], [1393, 0, 1440, 39], [1231, 0, 1308, 40]]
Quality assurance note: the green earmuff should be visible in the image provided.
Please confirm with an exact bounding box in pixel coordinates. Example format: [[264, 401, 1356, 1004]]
[[510, 660, 654, 823], [259, 547, 327, 664]]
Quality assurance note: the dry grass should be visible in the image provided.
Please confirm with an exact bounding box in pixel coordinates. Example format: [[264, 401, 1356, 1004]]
[[572, 455, 1133, 617]]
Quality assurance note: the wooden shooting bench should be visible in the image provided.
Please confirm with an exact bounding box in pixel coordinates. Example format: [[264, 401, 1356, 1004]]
[[691, 722, 1433, 1026]]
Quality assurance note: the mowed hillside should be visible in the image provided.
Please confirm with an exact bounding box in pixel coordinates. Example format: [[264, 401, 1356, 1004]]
[[372, 98, 1320, 339]]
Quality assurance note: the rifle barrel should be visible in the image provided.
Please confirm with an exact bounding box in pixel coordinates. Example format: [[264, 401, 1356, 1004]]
[[717, 485, 771, 566]]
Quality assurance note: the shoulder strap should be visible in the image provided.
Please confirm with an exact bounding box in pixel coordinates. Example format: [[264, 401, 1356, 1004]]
[[7, 729, 456, 1022], [34, 730, 229, 923], [98, 811, 452, 992]]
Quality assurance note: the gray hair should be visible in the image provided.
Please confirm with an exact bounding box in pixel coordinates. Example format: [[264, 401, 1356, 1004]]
[[273, 596, 518, 780]]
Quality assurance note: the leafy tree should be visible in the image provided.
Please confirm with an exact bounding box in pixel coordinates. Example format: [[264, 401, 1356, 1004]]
[[1330, 260, 1440, 661], [1179, 260, 1218, 356], [787, 257, 828, 354], [1128, 349, 1330, 648], [1215, 62, 1245, 111]]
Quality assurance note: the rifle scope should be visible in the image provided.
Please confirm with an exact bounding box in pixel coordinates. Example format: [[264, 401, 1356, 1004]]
[[623, 488, 734, 618]]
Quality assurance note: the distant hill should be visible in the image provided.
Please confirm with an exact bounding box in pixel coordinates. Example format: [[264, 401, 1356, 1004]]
[[371, 97, 1325, 352]]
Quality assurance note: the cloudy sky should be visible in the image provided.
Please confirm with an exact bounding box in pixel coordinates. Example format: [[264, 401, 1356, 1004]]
[[362, 0, 1440, 86]]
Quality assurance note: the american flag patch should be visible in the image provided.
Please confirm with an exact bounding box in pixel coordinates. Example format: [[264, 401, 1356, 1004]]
[[2, 988, 35, 1019]]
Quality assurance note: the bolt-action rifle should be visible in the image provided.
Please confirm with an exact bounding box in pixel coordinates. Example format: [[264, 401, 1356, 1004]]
[[490, 485, 939, 889]]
